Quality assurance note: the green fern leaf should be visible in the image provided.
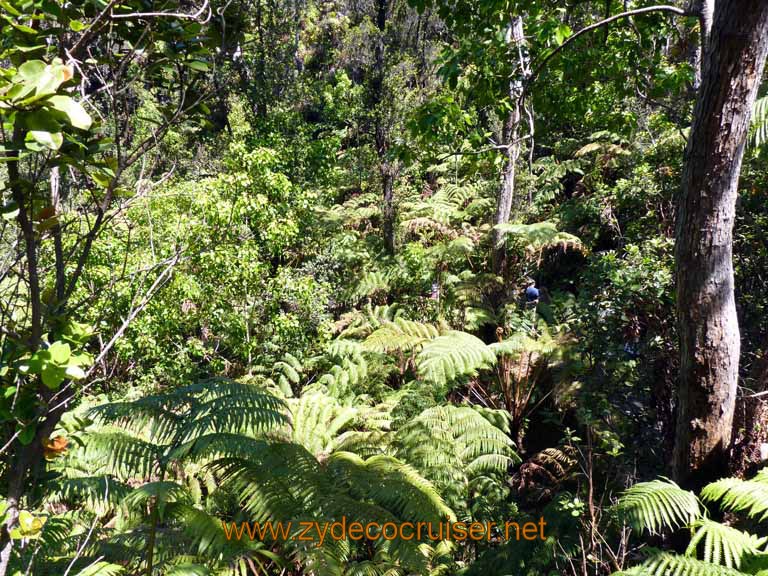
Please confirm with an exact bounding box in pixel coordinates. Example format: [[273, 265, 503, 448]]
[[686, 519, 767, 569], [615, 478, 701, 534], [416, 331, 495, 386], [702, 471, 768, 521]]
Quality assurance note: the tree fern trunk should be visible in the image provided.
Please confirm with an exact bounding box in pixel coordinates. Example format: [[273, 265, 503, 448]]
[[145, 500, 159, 576], [673, 0, 768, 487]]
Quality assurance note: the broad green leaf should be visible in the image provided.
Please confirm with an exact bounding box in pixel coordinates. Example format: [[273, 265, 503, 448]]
[[41, 364, 66, 389], [65, 365, 86, 380], [28, 130, 63, 150], [47, 95, 92, 130], [9, 510, 46, 539], [186, 60, 209, 72], [48, 341, 71, 363]]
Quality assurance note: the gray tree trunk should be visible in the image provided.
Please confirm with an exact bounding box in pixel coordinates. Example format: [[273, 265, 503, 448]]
[[492, 16, 528, 274], [673, 0, 768, 486]]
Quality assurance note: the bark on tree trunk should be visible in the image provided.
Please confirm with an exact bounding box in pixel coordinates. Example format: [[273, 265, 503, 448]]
[[381, 163, 396, 254], [373, 0, 396, 255], [673, 0, 768, 487], [492, 16, 529, 275], [492, 107, 521, 275]]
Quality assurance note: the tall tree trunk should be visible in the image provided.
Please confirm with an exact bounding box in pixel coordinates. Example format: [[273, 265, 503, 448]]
[[373, 0, 396, 254], [492, 16, 528, 275], [381, 163, 396, 254], [492, 106, 521, 275], [673, 0, 768, 487]]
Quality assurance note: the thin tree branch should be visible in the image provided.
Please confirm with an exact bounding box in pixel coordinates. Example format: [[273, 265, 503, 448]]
[[526, 5, 692, 90]]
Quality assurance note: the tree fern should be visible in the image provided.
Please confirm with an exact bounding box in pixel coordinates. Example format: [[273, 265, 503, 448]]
[[701, 471, 768, 521], [686, 519, 767, 569], [494, 220, 582, 253], [394, 405, 518, 511], [363, 318, 440, 354], [416, 330, 496, 386], [615, 478, 701, 534], [614, 551, 750, 576]]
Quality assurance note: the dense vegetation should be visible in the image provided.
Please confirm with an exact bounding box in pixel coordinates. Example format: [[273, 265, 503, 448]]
[[1, 0, 768, 574]]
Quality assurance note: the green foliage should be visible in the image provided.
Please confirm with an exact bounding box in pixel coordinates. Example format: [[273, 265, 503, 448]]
[[617, 469, 768, 576], [701, 471, 768, 521], [615, 478, 701, 534], [686, 520, 767, 569], [751, 96, 768, 149], [394, 405, 519, 512], [616, 552, 750, 576], [416, 330, 496, 386]]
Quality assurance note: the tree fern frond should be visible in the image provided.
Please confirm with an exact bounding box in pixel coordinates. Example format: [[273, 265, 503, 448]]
[[363, 319, 440, 353], [88, 396, 183, 444], [289, 391, 358, 456], [328, 339, 367, 358], [318, 355, 369, 398], [702, 473, 768, 521], [494, 221, 582, 253], [621, 551, 750, 576], [47, 475, 131, 513], [416, 331, 495, 386], [123, 481, 192, 518], [615, 479, 701, 534], [686, 519, 767, 569], [73, 562, 126, 576], [78, 430, 163, 480], [394, 405, 517, 512], [328, 452, 455, 524], [751, 95, 768, 149], [273, 353, 303, 397], [179, 385, 287, 441], [163, 564, 211, 576]]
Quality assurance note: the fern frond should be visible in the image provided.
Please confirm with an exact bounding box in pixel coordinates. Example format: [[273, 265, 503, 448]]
[[752, 95, 768, 149], [164, 564, 211, 576], [47, 475, 131, 513], [621, 551, 750, 576], [78, 430, 163, 480], [328, 452, 455, 524], [494, 221, 582, 253], [178, 383, 287, 441], [395, 405, 517, 512], [351, 270, 391, 301], [363, 319, 440, 353], [273, 353, 303, 397], [289, 391, 358, 456], [88, 396, 183, 444], [318, 355, 369, 398], [702, 471, 768, 521], [686, 519, 767, 569], [73, 562, 126, 576], [123, 481, 192, 517], [416, 331, 495, 386], [615, 479, 701, 534]]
